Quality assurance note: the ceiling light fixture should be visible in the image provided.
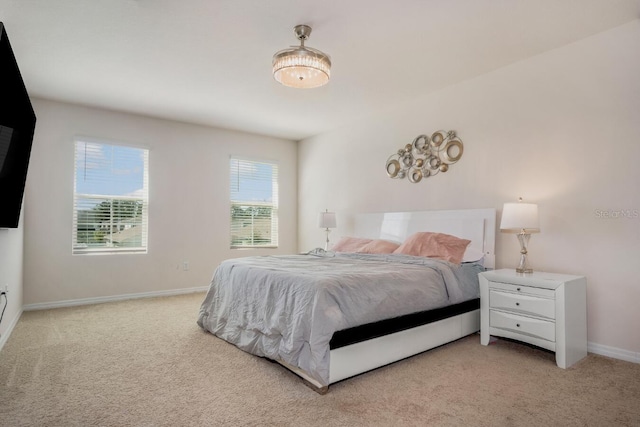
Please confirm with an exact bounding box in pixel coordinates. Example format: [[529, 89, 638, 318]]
[[272, 25, 331, 89]]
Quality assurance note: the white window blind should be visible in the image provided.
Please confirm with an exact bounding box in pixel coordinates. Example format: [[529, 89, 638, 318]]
[[73, 140, 149, 254], [230, 157, 278, 248]]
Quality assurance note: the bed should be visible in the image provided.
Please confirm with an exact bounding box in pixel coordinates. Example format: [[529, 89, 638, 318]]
[[198, 208, 496, 393]]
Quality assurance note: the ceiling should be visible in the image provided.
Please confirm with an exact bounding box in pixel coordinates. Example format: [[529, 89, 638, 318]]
[[2, 0, 639, 141]]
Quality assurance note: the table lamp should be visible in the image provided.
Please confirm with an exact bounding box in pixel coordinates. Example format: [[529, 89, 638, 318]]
[[500, 198, 540, 274], [318, 209, 336, 251]]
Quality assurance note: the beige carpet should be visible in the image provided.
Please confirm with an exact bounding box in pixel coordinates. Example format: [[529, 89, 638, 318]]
[[1, 293, 639, 427]]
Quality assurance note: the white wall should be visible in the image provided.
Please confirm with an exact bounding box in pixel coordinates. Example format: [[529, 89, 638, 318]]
[[23, 99, 297, 305], [298, 21, 640, 356], [0, 209, 24, 348]]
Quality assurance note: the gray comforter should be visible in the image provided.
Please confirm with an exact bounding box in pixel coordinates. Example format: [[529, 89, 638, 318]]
[[197, 251, 482, 386]]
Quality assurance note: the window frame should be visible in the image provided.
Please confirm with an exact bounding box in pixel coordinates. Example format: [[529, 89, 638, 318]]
[[72, 138, 149, 255], [229, 156, 279, 249]]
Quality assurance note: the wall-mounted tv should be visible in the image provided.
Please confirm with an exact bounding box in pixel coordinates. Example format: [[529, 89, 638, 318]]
[[0, 22, 36, 228]]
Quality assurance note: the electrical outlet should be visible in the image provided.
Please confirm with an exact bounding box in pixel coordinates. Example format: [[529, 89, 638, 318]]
[[183, 261, 189, 271]]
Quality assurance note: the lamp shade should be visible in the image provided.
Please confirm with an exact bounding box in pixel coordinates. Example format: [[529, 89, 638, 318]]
[[500, 202, 540, 233], [318, 211, 336, 229]]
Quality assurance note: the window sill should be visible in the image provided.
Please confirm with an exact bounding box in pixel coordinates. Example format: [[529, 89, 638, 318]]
[[72, 248, 147, 255], [230, 246, 278, 250]]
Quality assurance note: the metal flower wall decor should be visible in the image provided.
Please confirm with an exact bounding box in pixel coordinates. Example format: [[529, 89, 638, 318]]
[[385, 130, 464, 183]]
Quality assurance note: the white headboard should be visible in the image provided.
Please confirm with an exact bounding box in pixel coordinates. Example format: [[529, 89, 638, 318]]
[[353, 208, 496, 268]]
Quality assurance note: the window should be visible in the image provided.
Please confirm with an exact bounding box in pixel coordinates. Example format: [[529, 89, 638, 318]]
[[73, 140, 149, 254], [230, 157, 278, 248]]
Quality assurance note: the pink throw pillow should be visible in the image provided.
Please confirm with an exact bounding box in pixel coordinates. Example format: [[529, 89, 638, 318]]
[[393, 232, 471, 264], [331, 237, 372, 252], [359, 239, 400, 254]]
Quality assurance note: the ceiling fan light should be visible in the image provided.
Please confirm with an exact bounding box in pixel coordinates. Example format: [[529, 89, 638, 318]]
[[272, 25, 331, 89]]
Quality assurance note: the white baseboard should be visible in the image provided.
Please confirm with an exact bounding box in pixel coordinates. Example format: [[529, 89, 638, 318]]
[[22, 286, 209, 311], [588, 341, 640, 364], [0, 307, 23, 353]]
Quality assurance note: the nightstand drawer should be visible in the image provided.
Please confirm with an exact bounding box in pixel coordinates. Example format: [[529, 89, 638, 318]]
[[489, 281, 556, 299], [490, 310, 555, 342], [489, 290, 555, 320]]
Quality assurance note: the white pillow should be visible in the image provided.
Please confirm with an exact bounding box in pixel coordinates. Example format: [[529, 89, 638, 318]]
[[462, 247, 485, 263]]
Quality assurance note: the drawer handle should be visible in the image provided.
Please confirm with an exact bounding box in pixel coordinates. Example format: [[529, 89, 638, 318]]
[[516, 323, 521, 328], [517, 287, 521, 291], [515, 302, 520, 306]]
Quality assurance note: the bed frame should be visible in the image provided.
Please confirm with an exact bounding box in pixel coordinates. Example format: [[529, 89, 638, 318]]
[[281, 208, 496, 393]]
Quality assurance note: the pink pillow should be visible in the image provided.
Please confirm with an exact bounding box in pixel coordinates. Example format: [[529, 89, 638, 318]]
[[331, 237, 372, 252], [359, 239, 400, 254], [393, 232, 471, 264]]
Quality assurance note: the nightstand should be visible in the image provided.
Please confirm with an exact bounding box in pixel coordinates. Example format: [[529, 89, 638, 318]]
[[479, 269, 587, 368]]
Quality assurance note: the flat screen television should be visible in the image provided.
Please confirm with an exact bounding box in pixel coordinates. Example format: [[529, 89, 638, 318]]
[[0, 22, 36, 228]]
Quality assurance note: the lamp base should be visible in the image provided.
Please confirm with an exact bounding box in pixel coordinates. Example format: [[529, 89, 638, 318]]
[[324, 228, 331, 251], [514, 231, 533, 274]]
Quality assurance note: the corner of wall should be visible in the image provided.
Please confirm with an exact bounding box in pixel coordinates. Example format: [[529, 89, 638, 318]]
[[0, 206, 25, 352]]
